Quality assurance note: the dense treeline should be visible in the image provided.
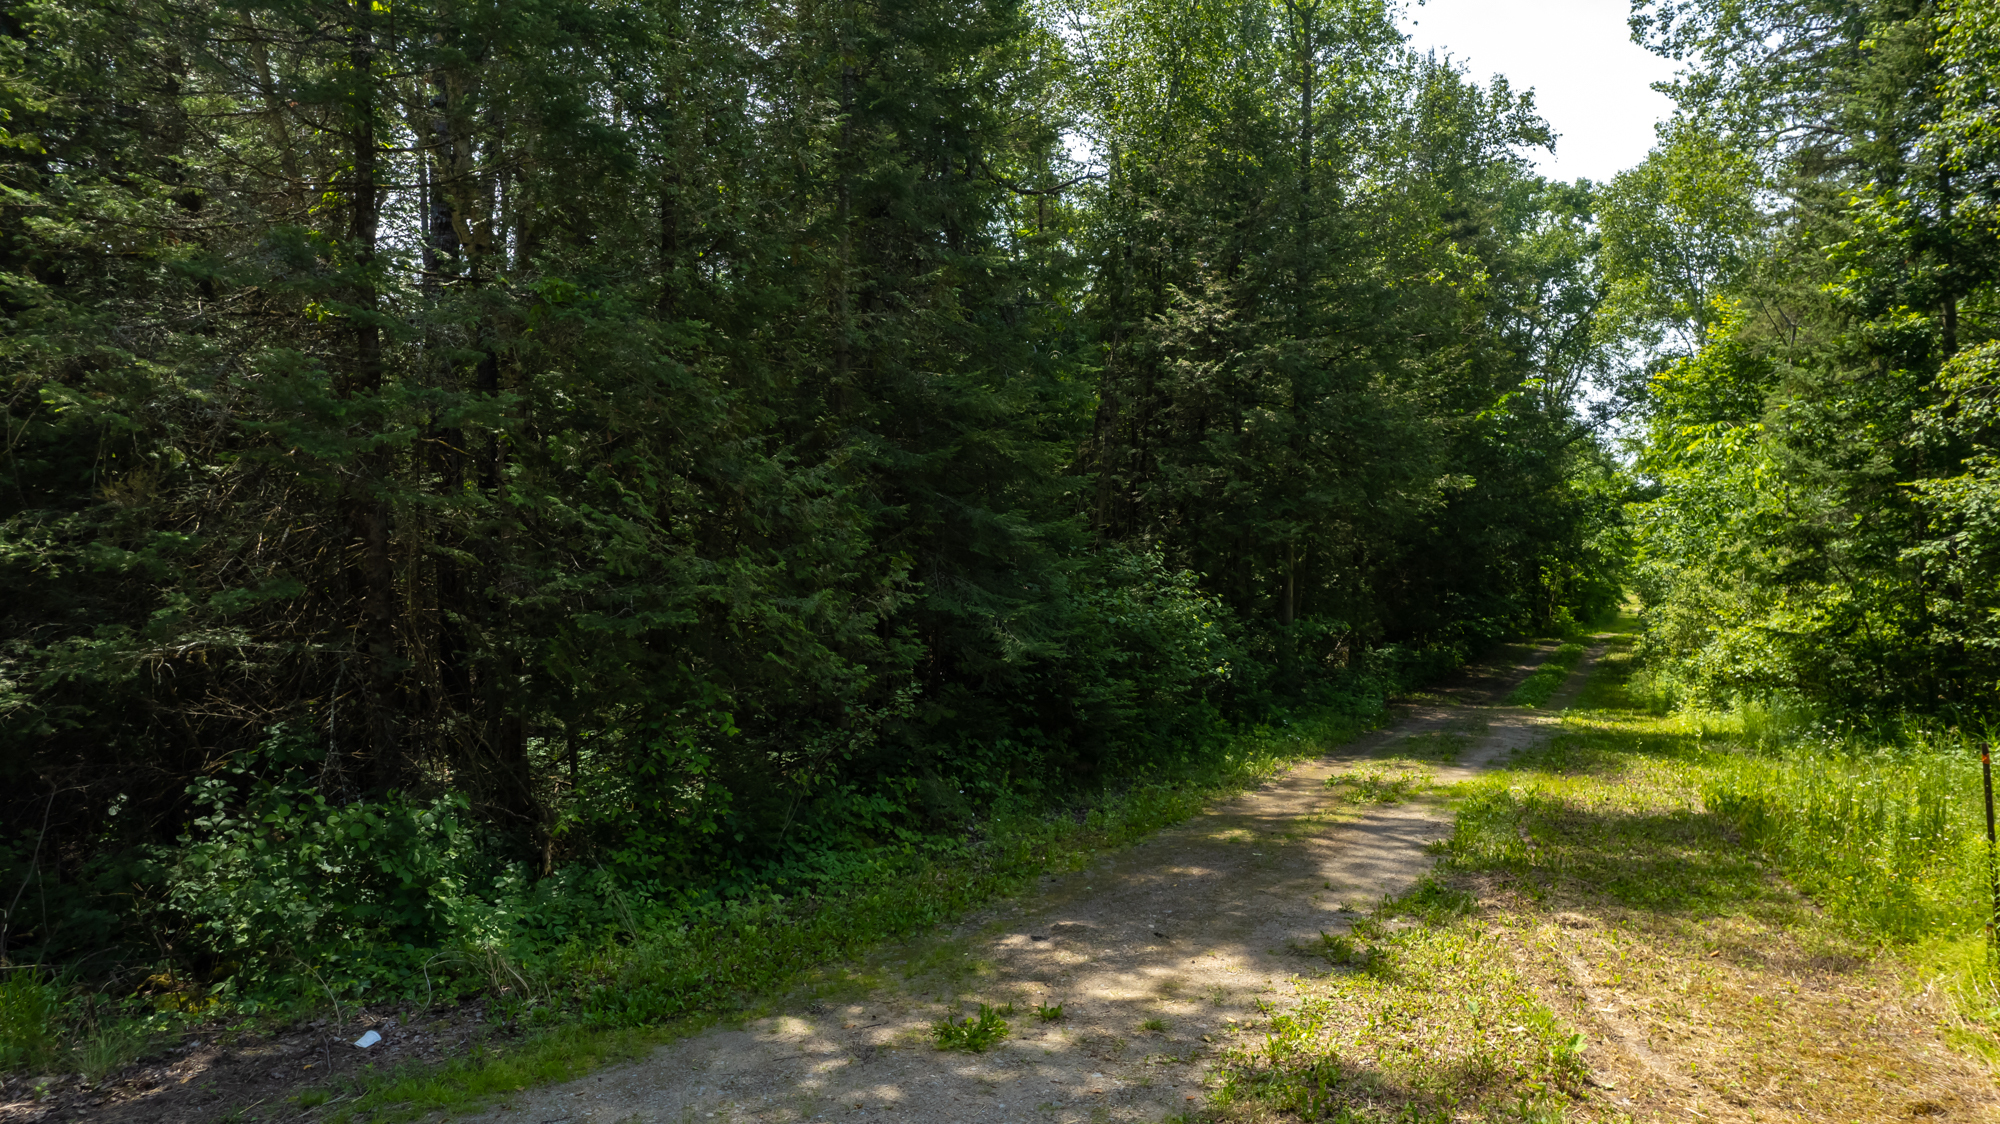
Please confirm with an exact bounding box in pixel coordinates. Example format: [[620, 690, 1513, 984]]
[[1617, 0, 2000, 714], [0, 0, 1619, 997]]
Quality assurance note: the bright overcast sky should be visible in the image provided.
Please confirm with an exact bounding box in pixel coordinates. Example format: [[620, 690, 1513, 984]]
[[1400, 0, 1681, 184]]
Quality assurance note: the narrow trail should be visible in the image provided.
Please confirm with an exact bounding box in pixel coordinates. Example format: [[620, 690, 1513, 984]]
[[472, 640, 1608, 1124]]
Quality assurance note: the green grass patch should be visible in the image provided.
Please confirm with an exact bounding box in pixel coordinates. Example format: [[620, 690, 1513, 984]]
[[1214, 894, 1587, 1123], [329, 1023, 663, 1123], [1325, 763, 1432, 804], [1502, 642, 1588, 707], [1480, 624, 2000, 954]]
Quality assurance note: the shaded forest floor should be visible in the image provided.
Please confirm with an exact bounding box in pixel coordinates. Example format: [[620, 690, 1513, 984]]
[[14, 627, 1999, 1124]]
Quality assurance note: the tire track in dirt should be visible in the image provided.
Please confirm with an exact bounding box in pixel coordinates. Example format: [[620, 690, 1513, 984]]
[[467, 640, 1608, 1124]]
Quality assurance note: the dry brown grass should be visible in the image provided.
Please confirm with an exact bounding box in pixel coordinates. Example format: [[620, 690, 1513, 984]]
[[1487, 881, 1995, 1123]]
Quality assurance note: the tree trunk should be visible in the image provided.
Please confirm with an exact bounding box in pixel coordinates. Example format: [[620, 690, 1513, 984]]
[[1283, 542, 1296, 628], [342, 0, 401, 794]]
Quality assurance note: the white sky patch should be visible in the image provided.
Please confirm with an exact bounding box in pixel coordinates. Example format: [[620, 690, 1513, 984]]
[[1400, 0, 1680, 184]]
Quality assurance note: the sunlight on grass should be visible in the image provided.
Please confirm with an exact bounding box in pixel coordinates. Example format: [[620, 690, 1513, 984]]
[[1450, 621, 1999, 1111], [1213, 899, 1587, 1123], [1220, 616, 2000, 1122], [1503, 643, 1588, 707], [1324, 763, 1433, 804]]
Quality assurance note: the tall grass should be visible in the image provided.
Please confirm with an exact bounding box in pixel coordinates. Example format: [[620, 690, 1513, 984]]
[[1603, 638, 1998, 952], [1694, 710, 1991, 945]]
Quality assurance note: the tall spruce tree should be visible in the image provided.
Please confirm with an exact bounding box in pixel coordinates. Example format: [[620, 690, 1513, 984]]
[[0, 0, 1628, 989]]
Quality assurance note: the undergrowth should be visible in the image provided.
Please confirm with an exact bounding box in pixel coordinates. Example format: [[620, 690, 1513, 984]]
[[0, 667, 1460, 1121], [309, 705, 1406, 1120], [1, 639, 1473, 1088]]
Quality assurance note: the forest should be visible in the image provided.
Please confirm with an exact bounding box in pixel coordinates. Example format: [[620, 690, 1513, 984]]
[[1, 0, 1996, 1080]]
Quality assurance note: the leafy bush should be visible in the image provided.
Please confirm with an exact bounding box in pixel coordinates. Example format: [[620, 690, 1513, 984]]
[[152, 726, 490, 994], [0, 972, 57, 1072]]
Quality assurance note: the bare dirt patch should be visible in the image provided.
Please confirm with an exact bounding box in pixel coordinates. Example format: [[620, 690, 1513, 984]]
[[0, 999, 506, 1124]]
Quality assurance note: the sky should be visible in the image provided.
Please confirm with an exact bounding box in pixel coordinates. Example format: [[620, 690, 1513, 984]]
[[1399, 0, 1682, 184]]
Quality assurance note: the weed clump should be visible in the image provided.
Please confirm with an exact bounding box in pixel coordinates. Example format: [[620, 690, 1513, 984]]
[[932, 1004, 1011, 1052], [1325, 766, 1429, 804], [1316, 932, 1378, 969]]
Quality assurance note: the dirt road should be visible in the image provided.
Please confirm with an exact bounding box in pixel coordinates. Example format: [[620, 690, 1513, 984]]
[[467, 641, 1604, 1124]]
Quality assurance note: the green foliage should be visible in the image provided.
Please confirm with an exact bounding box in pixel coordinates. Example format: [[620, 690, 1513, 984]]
[[932, 1003, 1012, 1052], [1596, 121, 1763, 355], [1622, 0, 2000, 715], [1064, 0, 1624, 665], [158, 738, 484, 981], [0, 973, 58, 1072], [1034, 1001, 1064, 1021]]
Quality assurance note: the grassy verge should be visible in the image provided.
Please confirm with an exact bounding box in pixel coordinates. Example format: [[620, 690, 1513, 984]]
[[294, 700, 1421, 1122], [1204, 616, 2000, 1123]]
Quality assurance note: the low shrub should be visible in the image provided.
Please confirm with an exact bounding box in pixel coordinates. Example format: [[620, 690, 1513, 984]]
[[0, 972, 58, 1072]]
